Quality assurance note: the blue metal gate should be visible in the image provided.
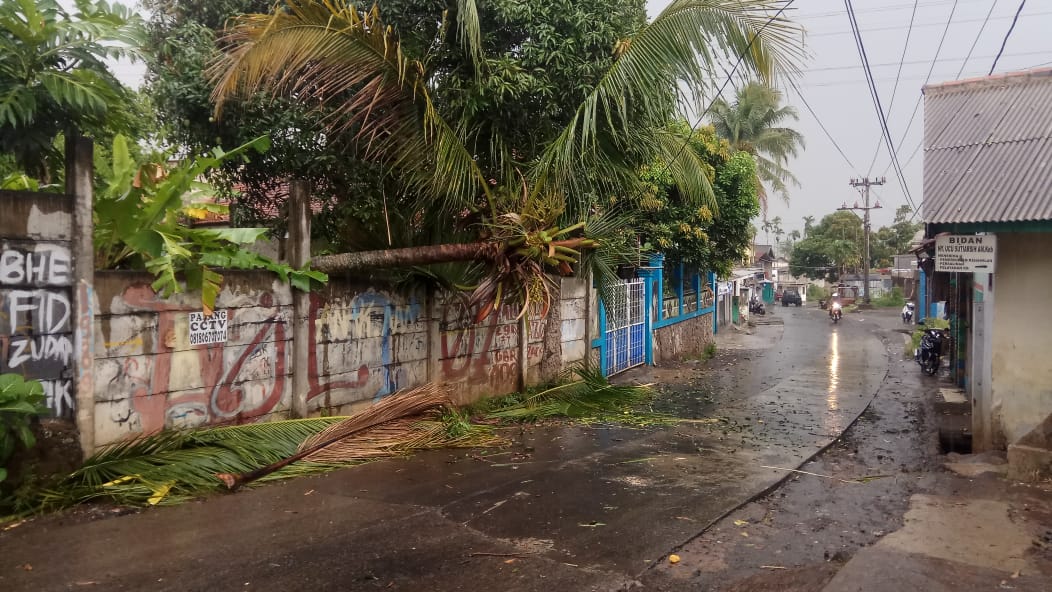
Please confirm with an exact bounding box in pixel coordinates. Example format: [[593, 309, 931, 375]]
[[604, 278, 646, 375]]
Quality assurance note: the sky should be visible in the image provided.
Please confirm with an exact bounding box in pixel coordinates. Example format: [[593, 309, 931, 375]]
[[107, 1, 1051, 238], [645, 0, 1052, 238]]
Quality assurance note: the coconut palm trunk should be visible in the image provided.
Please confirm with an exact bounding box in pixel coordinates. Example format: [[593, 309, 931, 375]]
[[312, 242, 498, 273]]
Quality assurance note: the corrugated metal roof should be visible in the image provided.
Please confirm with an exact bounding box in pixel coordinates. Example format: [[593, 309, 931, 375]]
[[922, 68, 1052, 224]]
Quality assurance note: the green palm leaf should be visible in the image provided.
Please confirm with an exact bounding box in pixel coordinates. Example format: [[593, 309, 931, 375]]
[[209, 1, 492, 216], [533, 0, 802, 199]]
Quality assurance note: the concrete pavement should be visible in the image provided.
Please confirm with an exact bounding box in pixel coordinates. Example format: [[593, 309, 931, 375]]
[[0, 305, 891, 591]]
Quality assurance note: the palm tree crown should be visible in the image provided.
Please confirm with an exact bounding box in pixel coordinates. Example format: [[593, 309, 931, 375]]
[[710, 81, 804, 213]]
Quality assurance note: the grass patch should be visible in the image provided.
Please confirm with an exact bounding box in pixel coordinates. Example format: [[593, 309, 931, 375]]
[[702, 342, 717, 361], [872, 287, 906, 308]]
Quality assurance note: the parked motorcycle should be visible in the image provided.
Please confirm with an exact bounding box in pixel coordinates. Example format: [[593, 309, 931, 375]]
[[902, 302, 915, 324], [915, 322, 948, 376], [749, 296, 766, 316], [829, 301, 842, 324]]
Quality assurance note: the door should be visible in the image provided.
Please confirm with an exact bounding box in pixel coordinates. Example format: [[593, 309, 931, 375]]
[[604, 278, 646, 375]]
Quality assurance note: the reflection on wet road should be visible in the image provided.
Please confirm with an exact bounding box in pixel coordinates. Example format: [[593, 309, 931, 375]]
[[828, 329, 840, 412]]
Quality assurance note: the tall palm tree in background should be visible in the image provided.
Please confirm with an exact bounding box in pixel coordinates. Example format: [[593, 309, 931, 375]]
[[710, 81, 804, 215], [211, 0, 801, 316]]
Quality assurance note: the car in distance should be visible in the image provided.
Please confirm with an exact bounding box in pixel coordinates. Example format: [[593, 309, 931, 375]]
[[782, 288, 802, 307]]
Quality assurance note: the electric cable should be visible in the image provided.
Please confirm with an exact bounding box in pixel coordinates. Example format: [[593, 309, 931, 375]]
[[843, 0, 919, 213], [883, 0, 959, 182], [957, 0, 999, 78], [866, 0, 919, 176], [785, 77, 859, 173], [990, 0, 1027, 74]]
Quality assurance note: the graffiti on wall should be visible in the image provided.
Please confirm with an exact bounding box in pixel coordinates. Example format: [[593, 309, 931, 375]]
[[96, 285, 289, 439], [308, 291, 425, 405], [93, 280, 552, 444], [96, 285, 428, 442], [439, 302, 544, 390], [0, 243, 74, 417]]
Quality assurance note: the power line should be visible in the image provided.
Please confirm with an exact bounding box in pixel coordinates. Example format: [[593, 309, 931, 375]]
[[877, 0, 959, 189], [799, 0, 987, 21], [802, 50, 1051, 74], [805, 9, 1049, 37], [866, 0, 919, 176], [990, 0, 1027, 74], [956, 0, 999, 78], [843, 0, 918, 213], [785, 78, 859, 173]]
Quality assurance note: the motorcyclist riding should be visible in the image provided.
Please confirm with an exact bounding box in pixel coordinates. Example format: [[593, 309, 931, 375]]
[[829, 293, 843, 323]]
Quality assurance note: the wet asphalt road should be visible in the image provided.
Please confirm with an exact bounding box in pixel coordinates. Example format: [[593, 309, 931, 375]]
[[0, 304, 893, 591]]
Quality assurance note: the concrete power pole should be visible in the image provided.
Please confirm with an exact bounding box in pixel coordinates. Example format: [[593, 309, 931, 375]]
[[838, 177, 884, 305]]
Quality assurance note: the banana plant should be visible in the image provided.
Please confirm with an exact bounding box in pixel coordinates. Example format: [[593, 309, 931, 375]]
[[93, 134, 327, 313]]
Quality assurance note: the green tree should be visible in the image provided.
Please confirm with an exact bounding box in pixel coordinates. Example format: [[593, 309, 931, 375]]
[[143, 0, 649, 249], [788, 210, 863, 281], [870, 204, 921, 267], [210, 0, 801, 313], [709, 81, 804, 212], [0, 0, 143, 181], [93, 134, 325, 311], [636, 125, 759, 277]]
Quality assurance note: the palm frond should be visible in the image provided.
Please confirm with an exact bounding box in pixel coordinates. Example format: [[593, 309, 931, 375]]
[[533, 0, 802, 197], [34, 385, 505, 509], [210, 0, 491, 216], [484, 365, 660, 423], [454, 0, 483, 74], [654, 125, 717, 213]]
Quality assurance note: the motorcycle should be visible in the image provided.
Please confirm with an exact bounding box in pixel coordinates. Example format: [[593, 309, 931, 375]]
[[915, 322, 948, 376], [749, 296, 766, 316], [829, 301, 842, 324], [902, 302, 915, 324]]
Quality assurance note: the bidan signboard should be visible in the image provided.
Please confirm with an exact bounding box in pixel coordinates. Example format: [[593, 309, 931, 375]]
[[935, 234, 996, 273]]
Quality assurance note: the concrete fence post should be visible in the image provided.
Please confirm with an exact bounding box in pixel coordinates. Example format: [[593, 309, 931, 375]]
[[66, 135, 96, 458], [288, 179, 311, 419]]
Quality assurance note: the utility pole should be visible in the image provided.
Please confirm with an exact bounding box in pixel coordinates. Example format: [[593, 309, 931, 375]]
[[839, 177, 884, 305]]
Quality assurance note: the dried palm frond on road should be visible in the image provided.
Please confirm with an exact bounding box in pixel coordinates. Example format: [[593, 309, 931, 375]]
[[217, 384, 495, 490], [36, 385, 500, 510]]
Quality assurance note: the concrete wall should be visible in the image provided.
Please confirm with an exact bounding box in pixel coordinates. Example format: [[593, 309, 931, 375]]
[[93, 272, 296, 445], [653, 312, 715, 363], [989, 233, 1052, 450], [559, 278, 589, 371], [90, 273, 584, 447], [0, 191, 76, 419]]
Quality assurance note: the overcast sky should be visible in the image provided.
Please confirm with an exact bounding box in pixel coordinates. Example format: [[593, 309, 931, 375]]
[[109, 1, 1051, 237], [647, 0, 1052, 236]]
